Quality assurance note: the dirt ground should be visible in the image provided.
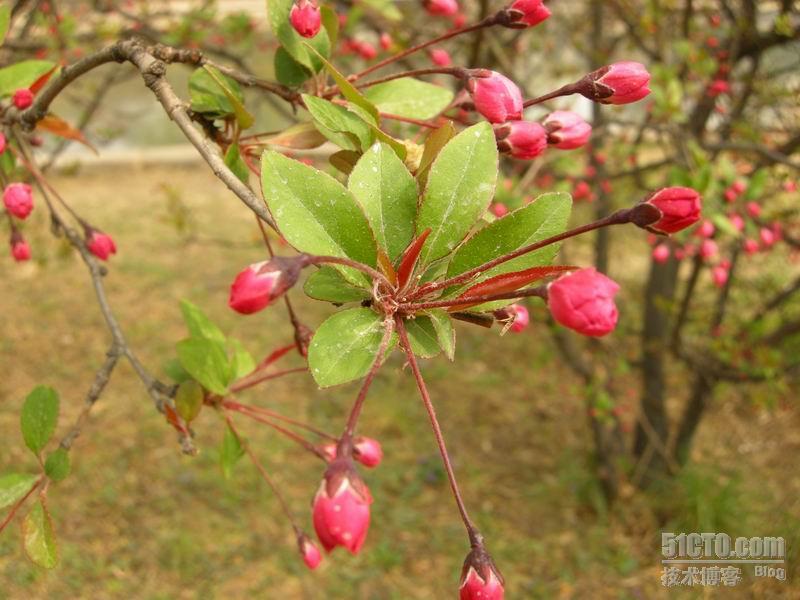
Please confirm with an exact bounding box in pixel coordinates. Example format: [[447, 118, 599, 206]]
[[0, 164, 798, 599]]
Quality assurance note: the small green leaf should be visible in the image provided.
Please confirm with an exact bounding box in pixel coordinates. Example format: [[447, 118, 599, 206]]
[[304, 266, 371, 303], [446, 192, 573, 297], [308, 308, 393, 387], [220, 425, 244, 479], [176, 338, 231, 395], [363, 78, 454, 120], [44, 449, 70, 483], [228, 339, 255, 380], [224, 144, 250, 183], [349, 143, 418, 261], [274, 46, 311, 87], [417, 122, 498, 265], [201, 65, 254, 129], [0, 5, 11, 44], [0, 60, 56, 97], [175, 379, 204, 423], [302, 94, 374, 151], [320, 5, 339, 46], [261, 150, 378, 283], [404, 315, 441, 359], [0, 473, 39, 509], [428, 309, 455, 361], [163, 358, 192, 384], [188, 67, 245, 120], [180, 300, 227, 344], [745, 169, 768, 201], [267, 0, 331, 71], [20, 386, 59, 455], [22, 501, 58, 569]]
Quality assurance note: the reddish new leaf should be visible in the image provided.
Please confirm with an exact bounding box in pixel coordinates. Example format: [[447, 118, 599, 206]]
[[29, 64, 59, 94], [377, 248, 398, 287], [396, 228, 431, 289], [255, 343, 295, 370], [447, 265, 576, 311], [36, 114, 97, 153]]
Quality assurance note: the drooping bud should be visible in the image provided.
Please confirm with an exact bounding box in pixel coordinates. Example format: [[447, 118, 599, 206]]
[[459, 543, 505, 600], [711, 265, 729, 288], [430, 48, 452, 66], [85, 228, 117, 261], [508, 303, 530, 333], [467, 71, 524, 123], [639, 187, 702, 234], [10, 231, 30, 262], [354, 437, 383, 468], [3, 182, 34, 219], [289, 0, 322, 38], [494, 121, 547, 159], [652, 244, 670, 263], [547, 268, 620, 337], [297, 533, 323, 570], [424, 0, 459, 16], [580, 61, 651, 105], [699, 239, 718, 260], [501, 0, 551, 29], [312, 459, 372, 554], [12, 88, 34, 110], [543, 111, 592, 149], [228, 255, 305, 315]]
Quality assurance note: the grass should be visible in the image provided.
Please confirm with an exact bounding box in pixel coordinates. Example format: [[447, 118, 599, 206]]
[[0, 164, 798, 598]]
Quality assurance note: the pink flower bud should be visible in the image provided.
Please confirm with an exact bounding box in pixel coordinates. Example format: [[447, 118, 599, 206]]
[[357, 41, 377, 60], [547, 268, 620, 337], [494, 121, 547, 159], [312, 462, 372, 554], [642, 187, 702, 234], [289, 0, 322, 38], [451, 12, 467, 27], [459, 545, 505, 600], [228, 256, 304, 315], [86, 229, 117, 261], [467, 71, 523, 123], [743, 238, 759, 255], [509, 303, 530, 333], [584, 62, 651, 105], [298, 534, 322, 570], [759, 227, 775, 247], [728, 213, 744, 232], [700, 239, 718, 260], [731, 180, 746, 194], [783, 181, 797, 193], [12, 88, 34, 110], [430, 48, 452, 66], [3, 183, 34, 219], [379, 32, 392, 51], [491, 202, 509, 218], [707, 79, 730, 97], [652, 244, 670, 263], [712, 265, 728, 288], [0, 132, 6, 154], [505, 0, 551, 28], [573, 180, 593, 202], [746, 202, 761, 218], [696, 220, 715, 238], [724, 188, 738, 203], [354, 437, 383, 468], [10, 231, 30, 262], [543, 111, 592, 149], [424, 0, 459, 16]]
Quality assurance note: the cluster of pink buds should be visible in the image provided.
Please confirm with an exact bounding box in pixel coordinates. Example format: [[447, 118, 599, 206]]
[[289, 0, 322, 38]]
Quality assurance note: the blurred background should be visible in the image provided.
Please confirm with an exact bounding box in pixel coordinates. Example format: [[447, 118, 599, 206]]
[[1, 0, 798, 598]]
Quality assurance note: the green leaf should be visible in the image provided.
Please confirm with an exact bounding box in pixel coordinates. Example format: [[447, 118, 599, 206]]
[[0, 473, 39, 509], [20, 386, 59, 455], [745, 169, 768, 201], [0, 5, 11, 44], [348, 143, 418, 261], [261, 150, 378, 283], [308, 308, 392, 387], [22, 501, 58, 569], [404, 315, 441, 358], [163, 358, 192, 384], [44, 449, 70, 483], [304, 266, 371, 303], [417, 122, 498, 265], [175, 379, 204, 423], [180, 300, 227, 344], [429, 309, 455, 361], [302, 94, 374, 151], [176, 338, 231, 395], [220, 425, 244, 479], [0, 60, 56, 97], [201, 66, 254, 129], [446, 192, 573, 296], [320, 5, 340, 47], [363, 78, 454, 120], [274, 46, 311, 87], [267, 0, 331, 72], [228, 338, 255, 380], [224, 144, 250, 183], [188, 67, 246, 120]]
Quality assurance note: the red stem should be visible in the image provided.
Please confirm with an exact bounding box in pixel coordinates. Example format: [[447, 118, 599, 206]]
[[0, 475, 44, 535], [225, 399, 337, 441], [522, 82, 581, 108], [395, 316, 480, 545], [229, 367, 308, 393]]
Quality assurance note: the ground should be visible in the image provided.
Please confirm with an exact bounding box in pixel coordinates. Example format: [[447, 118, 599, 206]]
[[0, 164, 797, 599]]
